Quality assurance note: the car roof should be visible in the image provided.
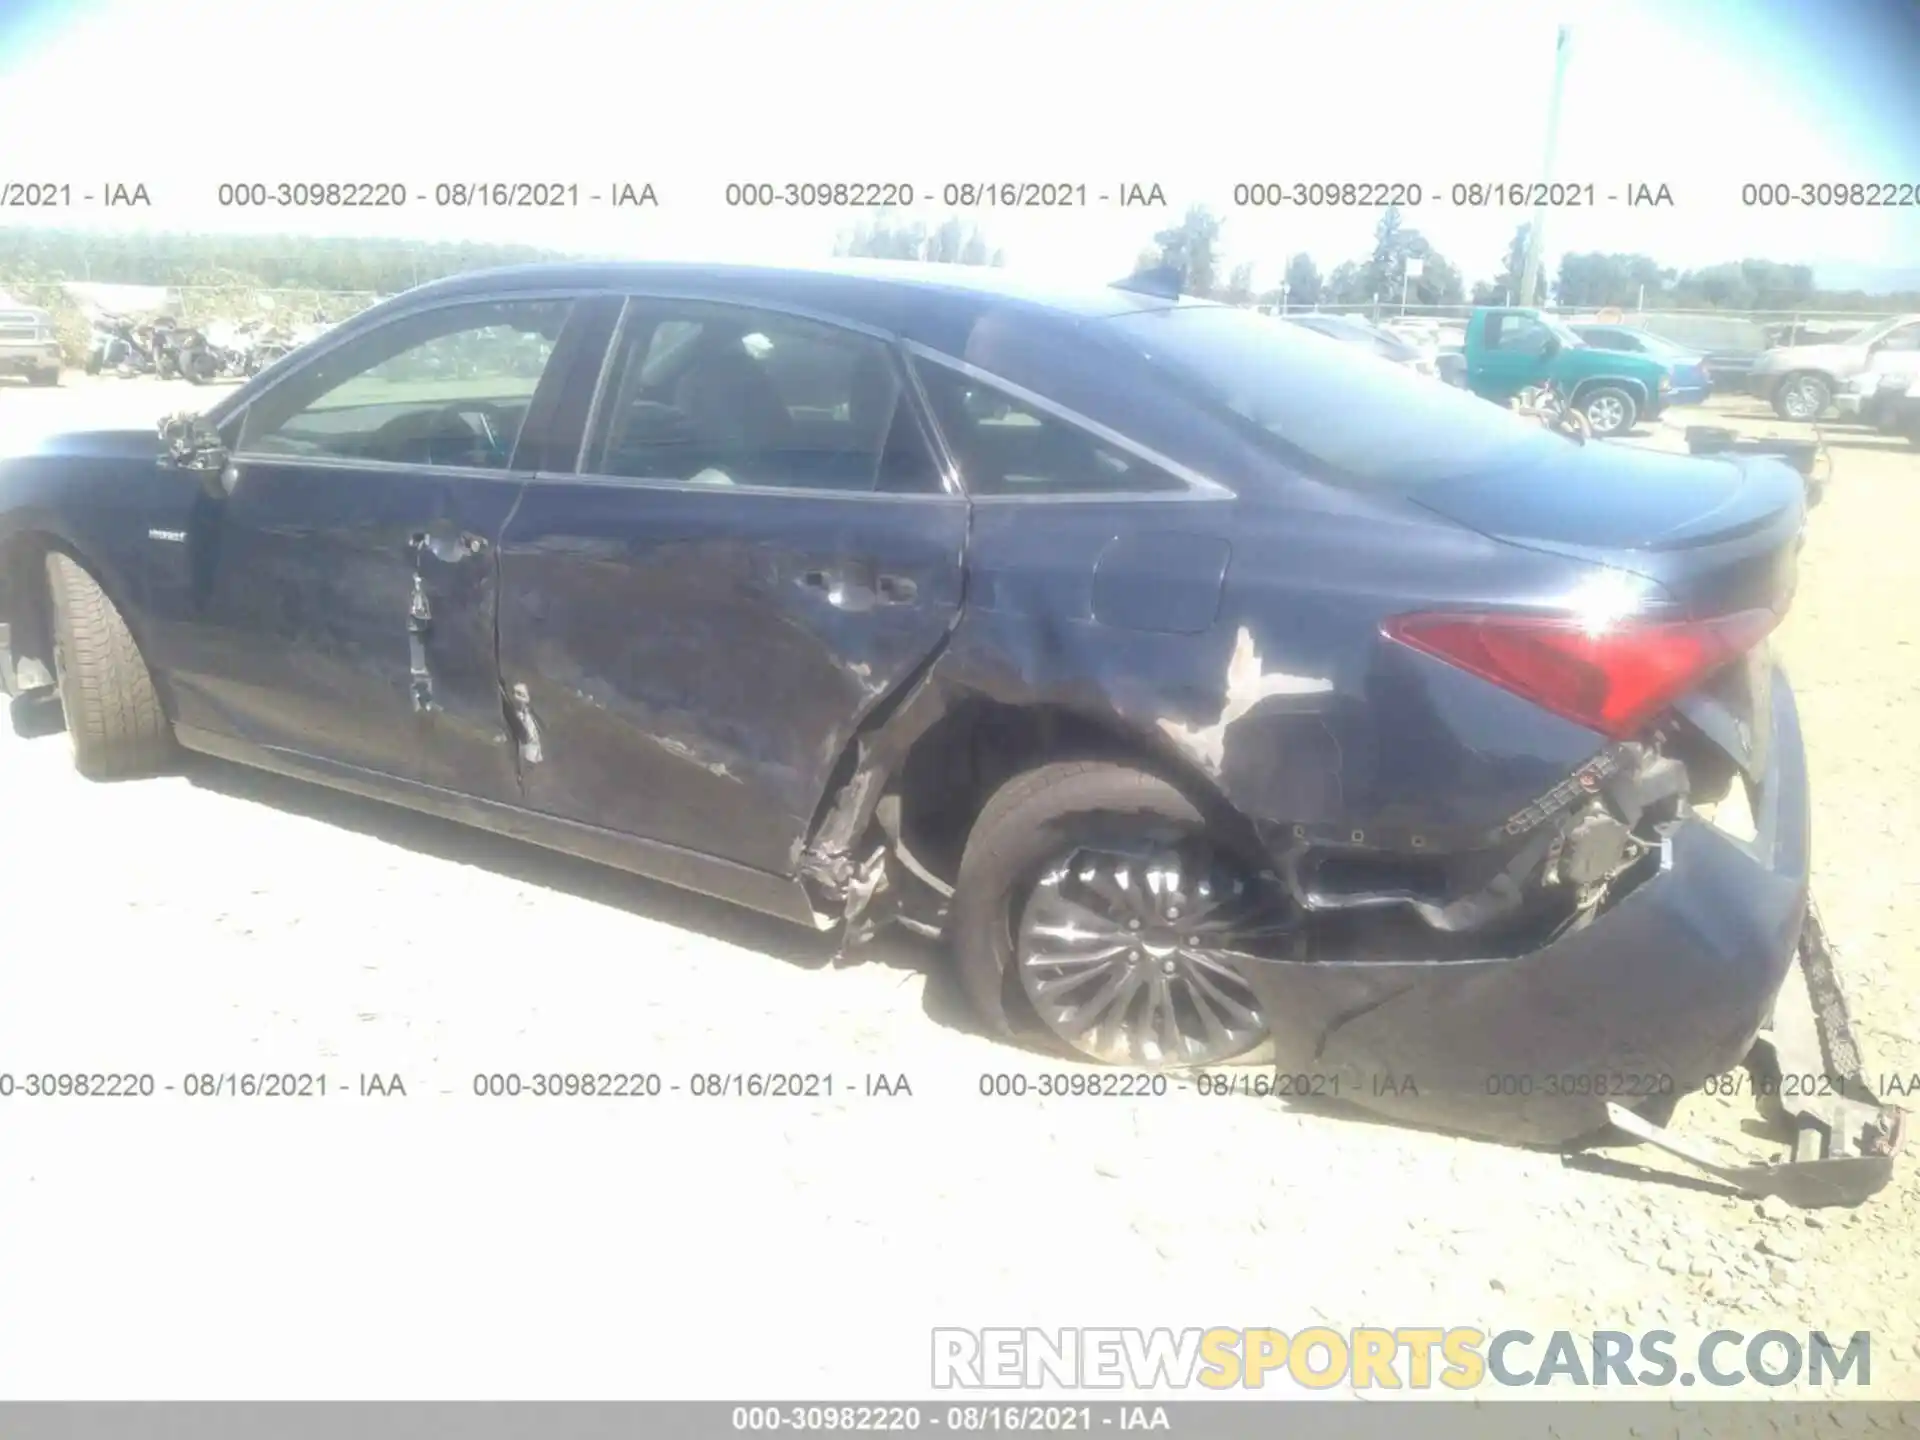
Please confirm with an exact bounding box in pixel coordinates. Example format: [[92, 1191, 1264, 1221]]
[[390, 258, 1215, 347]]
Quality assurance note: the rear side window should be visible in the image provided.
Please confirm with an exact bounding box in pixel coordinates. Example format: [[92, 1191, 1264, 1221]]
[[1102, 303, 1567, 490], [912, 359, 1188, 498], [584, 301, 941, 493]]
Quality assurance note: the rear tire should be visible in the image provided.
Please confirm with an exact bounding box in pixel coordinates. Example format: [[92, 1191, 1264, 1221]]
[[28, 366, 60, 388], [951, 761, 1275, 1067], [44, 552, 174, 779], [1579, 385, 1639, 437]]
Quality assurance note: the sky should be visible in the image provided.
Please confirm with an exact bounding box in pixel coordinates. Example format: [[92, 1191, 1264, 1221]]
[[2, 0, 1918, 291]]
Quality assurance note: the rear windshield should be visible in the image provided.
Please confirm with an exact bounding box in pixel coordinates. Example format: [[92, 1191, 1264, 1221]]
[[1102, 304, 1565, 489]]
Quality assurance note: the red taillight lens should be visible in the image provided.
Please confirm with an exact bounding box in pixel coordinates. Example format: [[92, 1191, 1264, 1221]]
[[1383, 609, 1782, 739]]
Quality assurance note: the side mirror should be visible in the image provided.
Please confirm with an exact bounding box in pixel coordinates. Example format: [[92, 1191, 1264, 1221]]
[[158, 411, 233, 499]]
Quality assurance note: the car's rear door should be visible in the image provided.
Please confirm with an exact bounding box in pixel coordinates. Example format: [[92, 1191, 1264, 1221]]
[[493, 295, 967, 877], [150, 293, 592, 801]]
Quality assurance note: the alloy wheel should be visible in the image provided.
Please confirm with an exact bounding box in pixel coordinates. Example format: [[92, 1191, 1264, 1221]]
[[1013, 835, 1282, 1067], [1782, 376, 1829, 420], [1586, 394, 1627, 434]]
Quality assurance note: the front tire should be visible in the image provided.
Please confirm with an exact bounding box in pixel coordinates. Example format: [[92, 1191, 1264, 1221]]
[[1579, 385, 1639, 437], [1773, 372, 1831, 421], [28, 366, 60, 387], [45, 552, 174, 779], [951, 761, 1278, 1068]]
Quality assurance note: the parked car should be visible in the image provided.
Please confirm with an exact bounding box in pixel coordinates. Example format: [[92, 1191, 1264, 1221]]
[[1834, 348, 1920, 430], [1746, 312, 1920, 421], [1462, 307, 1672, 436], [1570, 324, 1713, 405], [0, 296, 63, 387], [1890, 370, 1920, 447], [1635, 313, 1770, 393], [0, 259, 1816, 1150], [1285, 312, 1440, 378]]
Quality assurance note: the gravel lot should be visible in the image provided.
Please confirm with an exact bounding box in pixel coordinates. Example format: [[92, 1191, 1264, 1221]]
[[1, 374, 1916, 1404]]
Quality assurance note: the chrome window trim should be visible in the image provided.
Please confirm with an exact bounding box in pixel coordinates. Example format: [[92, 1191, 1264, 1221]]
[[526, 471, 967, 506], [222, 454, 529, 484], [900, 341, 1235, 502], [558, 292, 962, 500]]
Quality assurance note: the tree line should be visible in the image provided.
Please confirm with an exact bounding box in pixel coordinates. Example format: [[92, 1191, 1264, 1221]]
[[2, 214, 1913, 318], [1131, 205, 1920, 313]]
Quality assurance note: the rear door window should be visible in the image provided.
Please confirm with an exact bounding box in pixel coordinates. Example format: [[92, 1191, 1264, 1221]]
[[584, 301, 941, 493]]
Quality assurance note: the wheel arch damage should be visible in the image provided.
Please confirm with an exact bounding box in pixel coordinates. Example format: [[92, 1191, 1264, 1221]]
[[794, 599, 1762, 1149]]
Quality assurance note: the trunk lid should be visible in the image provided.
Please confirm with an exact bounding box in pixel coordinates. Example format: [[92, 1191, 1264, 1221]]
[[1409, 443, 1805, 616], [1403, 442, 1803, 754]]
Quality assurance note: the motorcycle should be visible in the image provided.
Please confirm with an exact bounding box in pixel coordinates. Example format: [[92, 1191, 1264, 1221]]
[[169, 322, 244, 384], [85, 314, 154, 377]]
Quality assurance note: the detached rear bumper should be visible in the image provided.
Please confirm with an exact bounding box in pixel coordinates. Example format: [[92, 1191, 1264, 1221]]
[[1245, 669, 1811, 1147]]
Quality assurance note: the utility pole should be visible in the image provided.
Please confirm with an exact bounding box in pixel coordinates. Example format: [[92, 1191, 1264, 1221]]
[[1518, 24, 1572, 309]]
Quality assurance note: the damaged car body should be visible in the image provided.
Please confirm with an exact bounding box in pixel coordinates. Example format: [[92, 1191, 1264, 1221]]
[[0, 260, 1901, 1189]]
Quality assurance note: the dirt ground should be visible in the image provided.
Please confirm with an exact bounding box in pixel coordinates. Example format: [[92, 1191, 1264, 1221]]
[[0, 374, 1916, 1404]]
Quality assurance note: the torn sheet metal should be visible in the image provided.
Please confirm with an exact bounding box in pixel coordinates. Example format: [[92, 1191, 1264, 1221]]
[[1603, 905, 1906, 1208], [406, 571, 435, 713], [1157, 625, 1333, 773], [505, 682, 544, 765]]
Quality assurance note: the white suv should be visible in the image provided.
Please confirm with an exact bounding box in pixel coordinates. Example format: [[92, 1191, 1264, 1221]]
[[0, 294, 62, 386]]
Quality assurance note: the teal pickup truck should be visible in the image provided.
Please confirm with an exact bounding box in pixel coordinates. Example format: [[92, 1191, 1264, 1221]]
[[1462, 306, 1672, 437]]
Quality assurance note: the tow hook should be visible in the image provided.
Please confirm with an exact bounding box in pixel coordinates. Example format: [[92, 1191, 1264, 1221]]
[[1603, 905, 1907, 1209]]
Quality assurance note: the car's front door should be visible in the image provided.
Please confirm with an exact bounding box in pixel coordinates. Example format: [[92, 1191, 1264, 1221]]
[[493, 297, 968, 877], [1472, 311, 1557, 403], [151, 294, 584, 800]]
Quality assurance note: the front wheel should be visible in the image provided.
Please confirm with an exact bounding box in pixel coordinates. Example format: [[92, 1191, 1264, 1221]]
[[951, 762, 1287, 1068], [1579, 385, 1639, 437], [1773, 372, 1832, 422], [45, 552, 174, 779]]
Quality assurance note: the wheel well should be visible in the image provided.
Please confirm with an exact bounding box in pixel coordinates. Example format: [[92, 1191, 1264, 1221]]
[[885, 697, 1250, 886], [1569, 376, 1647, 408]]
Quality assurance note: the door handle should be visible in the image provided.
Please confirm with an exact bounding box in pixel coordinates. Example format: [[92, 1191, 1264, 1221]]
[[410, 528, 488, 563], [799, 565, 877, 612]]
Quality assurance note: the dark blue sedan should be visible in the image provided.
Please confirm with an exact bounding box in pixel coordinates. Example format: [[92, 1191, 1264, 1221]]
[[0, 259, 1815, 1146], [1572, 323, 1714, 404]]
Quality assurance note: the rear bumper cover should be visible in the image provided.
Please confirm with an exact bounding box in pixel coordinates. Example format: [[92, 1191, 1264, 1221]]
[[1244, 669, 1811, 1146], [0, 345, 60, 377]]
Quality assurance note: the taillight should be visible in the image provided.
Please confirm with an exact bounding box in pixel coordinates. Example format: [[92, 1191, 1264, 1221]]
[[1382, 609, 1782, 739]]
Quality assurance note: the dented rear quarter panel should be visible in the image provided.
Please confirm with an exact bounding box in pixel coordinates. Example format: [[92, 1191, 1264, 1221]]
[[943, 471, 1622, 857]]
